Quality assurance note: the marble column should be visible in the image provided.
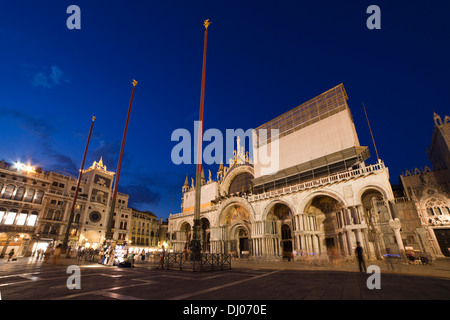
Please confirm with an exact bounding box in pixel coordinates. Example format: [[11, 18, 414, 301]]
[[389, 218, 405, 255], [346, 230, 353, 255]]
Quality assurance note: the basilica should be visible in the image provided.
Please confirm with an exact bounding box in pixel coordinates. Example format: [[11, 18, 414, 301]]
[[168, 84, 450, 261]]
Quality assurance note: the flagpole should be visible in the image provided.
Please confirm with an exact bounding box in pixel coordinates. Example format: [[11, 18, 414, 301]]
[[62, 116, 96, 253], [105, 80, 138, 241], [362, 102, 380, 162], [190, 19, 211, 258]]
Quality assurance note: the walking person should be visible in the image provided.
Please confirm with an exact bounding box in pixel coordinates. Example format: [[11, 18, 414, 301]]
[[7, 248, 15, 262], [183, 246, 189, 262], [355, 242, 366, 273], [52, 244, 62, 264], [156, 246, 165, 270], [43, 246, 52, 264]]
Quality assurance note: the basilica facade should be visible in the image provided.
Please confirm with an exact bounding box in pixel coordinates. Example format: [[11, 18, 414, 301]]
[[168, 84, 415, 261]]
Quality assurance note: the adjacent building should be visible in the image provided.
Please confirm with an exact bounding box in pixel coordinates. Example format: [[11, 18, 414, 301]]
[[0, 157, 166, 257], [398, 113, 450, 257], [130, 208, 169, 252]]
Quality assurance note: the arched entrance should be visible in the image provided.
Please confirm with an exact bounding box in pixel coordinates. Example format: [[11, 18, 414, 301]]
[[0, 232, 33, 258], [237, 228, 249, 257], [361, 189, 386, 259], [219, 203, 251, 257], [200, 218, 211, 252], [180, 222, 192, 250], [81, 230, 102, 249], [304, 195, 342, 257], [265, 202, 294, 258]]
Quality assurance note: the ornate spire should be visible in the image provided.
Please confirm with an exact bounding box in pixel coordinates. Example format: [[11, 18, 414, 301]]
[[217, 159, 224, 180], [201, 169, 206, 185], [182, 175, 189, 193]]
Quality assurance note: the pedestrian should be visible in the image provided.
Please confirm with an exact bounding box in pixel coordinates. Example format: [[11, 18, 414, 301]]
[[52, 244, 62, 264], [355, 242, 366, 273], [303, 251, 310, 267], [98, 250, 104, 264], [156, 246, 165, 270], [332, 247, 340, 267], [141, 250, 145, 262], [108, 250, 115, 266], [183, 246, 189, 262], [7, 248, 15, 262], [43, 246, 52, 263]]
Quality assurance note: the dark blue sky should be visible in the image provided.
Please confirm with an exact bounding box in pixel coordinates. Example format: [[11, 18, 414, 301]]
[[0, 1, 449, 219]]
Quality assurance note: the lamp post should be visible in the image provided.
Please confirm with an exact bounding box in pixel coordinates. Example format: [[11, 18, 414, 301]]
[[189, 19, 211, 259]]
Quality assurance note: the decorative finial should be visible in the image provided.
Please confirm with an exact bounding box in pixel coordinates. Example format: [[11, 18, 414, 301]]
[[204, 19, 211, 29], [92, 116, 96, 122], [132, 79, 138, 87]]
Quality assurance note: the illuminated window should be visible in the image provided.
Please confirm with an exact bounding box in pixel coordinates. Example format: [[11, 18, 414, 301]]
[[27, 212, 38, 226], [16, 212, 28, 225], [0, 208, 6, 223], [4, 210, 17, 225]]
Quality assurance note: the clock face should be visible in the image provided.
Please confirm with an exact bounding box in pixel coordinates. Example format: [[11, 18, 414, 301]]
[[89, 211, 101, 223]]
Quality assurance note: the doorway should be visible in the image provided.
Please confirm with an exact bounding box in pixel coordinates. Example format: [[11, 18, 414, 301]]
[[434, 229, 450, 257]]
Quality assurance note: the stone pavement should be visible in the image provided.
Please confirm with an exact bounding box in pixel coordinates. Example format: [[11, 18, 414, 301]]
[[0, 255, 449, 302], [2, 255, 449, 279], [229, 257, 450, 279]]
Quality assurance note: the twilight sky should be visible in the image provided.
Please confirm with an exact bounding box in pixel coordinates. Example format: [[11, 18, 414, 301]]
[[0, 1, 449, 220]]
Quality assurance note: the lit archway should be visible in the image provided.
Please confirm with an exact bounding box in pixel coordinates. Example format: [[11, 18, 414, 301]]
[[303, 195, 343, 256], [219, 202, 251, 256], [265, 202, 294, 258]]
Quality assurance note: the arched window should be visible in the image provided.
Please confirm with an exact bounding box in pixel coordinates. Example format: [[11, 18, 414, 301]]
[[0, 207, 7, 223], [54, 210, 62, 221], [2, 185, 15, 199], [229, 172, 254, 195], [27, 212, 38, 226], [34, 190, 44, 204], [14, 186, 26, 201], [46, 209, 54, 220], [23, 189, 35, 202], [4, 209, 18, 225], [16, 210, 29, 225], [42, 225, 50, 234]]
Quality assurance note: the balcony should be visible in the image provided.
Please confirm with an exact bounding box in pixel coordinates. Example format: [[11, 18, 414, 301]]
[[248, 162, 386, 202]]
